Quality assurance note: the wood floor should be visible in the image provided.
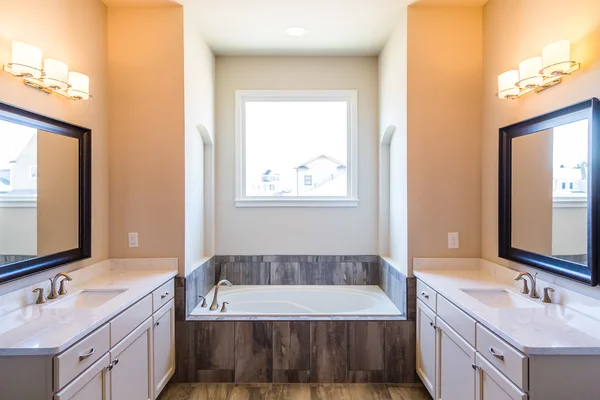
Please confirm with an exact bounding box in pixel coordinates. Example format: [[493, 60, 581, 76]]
[[158, 383, 432, 400]]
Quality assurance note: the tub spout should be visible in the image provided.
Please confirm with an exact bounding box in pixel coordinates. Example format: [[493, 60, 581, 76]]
[[210, 279, 233, 311]]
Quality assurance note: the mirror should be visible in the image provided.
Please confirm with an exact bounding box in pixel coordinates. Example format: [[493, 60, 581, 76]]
[[499, 98, 600, 285], [0, 102, 91, 283]]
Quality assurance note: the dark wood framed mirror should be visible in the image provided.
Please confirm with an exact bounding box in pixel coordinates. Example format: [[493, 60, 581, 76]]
[[499, 98, 600, 285], [0, 102, 91, 284]]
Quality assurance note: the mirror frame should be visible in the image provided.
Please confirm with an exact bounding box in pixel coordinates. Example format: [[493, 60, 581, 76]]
[[0, 101, 91, 284], [499, 98, 600, 286]]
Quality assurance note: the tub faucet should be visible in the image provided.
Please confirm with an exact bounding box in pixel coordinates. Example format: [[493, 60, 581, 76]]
[[514, 272, 538, 298], [210, 279, 233, 311]]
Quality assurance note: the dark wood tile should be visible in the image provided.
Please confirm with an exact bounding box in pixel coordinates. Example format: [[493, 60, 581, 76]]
[[197, 370, 235, 383], [353, 262, 380, 285], [384, 321, 417, 383], [271, 262, 302, 285], [273, 321, 311, 370], [348, 321, 384, 371], [310, 321, 348, 383], [272, 369, 311, 383], [348, 371, 384, 383], [235, 321, 273, 383], [175, 277, 186, 321], [406, 277, 417, 321], [174, 321, 197, 382], [196, 322, 235, 370], [219, 262, 271, 285]]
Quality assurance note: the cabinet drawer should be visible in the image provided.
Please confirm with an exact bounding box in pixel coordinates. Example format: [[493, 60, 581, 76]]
[[437, 295, 476, 346], [477, 324, 528, 391], [110, 294, 152, 347], [417, 280, 437, 311], [152, 279, 174, 312], [54, 324, 110, 391]]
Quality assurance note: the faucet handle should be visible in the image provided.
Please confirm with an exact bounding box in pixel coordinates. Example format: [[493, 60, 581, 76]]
[[58, 279, 69, 295], [199, 296, 208, 308], [220, 302, 229, 313], [33, 288, 47, 304], [516, 276, 529, 294], [541, 287, 555, 303]]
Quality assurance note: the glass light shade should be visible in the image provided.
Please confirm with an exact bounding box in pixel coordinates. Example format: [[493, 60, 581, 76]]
[[518, 57, 543, 88], [543, 40, 572, 75], [11, 41, 42, 78], [67, 72, 90, 100], [497, 70, 519, 99], [43, 59, 69, 89]]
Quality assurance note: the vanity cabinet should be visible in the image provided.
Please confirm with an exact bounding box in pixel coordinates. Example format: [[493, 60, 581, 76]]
[[416, 299, 437, 395], [0, 278, 175, 400], [436, 318, 476, 400], [476, 353, 527, 400]]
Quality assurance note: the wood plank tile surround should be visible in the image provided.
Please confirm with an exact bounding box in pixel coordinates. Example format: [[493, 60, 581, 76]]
[[159, 383, 431, 400]]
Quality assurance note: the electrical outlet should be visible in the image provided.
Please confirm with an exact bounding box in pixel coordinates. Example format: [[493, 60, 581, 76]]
[[448, 232, 459, 249], [128, 232, 139, 248]]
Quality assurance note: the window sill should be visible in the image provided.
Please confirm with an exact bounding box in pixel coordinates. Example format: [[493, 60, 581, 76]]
[[234, 198, 359, 208]]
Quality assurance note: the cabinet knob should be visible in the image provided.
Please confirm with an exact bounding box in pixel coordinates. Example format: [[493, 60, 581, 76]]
[[472, 363, 479, 371], [155, 321, 160, 327]]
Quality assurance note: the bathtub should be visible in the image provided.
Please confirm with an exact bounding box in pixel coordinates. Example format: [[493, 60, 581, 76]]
[[190, 285, 402, 316]]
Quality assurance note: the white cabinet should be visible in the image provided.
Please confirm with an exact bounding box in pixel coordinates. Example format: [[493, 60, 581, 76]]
[[152, 299, 175, 398], [436, 318, 476, 400], [416, 299, 437, 397], [475, 353, 527, 400], [55, 354, 110, 400], [110, 317, 153, 400]]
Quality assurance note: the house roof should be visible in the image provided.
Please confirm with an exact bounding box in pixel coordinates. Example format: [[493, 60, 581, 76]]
[[295, 154, 346, 169]]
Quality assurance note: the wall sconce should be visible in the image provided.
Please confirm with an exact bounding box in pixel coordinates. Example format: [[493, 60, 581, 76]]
[[3, 41, 92, 101], [496, 40, 580, 100]]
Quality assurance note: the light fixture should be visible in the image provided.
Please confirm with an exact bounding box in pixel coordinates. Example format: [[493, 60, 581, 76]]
[[4, 41, 43, 79], [285, 26, 308, 37], [3, 41, 92, 101], [496, 40, 580, 100]]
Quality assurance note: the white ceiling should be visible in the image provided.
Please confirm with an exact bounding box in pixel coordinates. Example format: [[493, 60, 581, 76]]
[[103, 0, 489, 56]]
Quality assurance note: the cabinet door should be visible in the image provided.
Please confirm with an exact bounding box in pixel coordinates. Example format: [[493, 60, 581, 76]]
[[153, 299, 175, 398], [416, 299, 437, 397], [436, 318, 476, 400], [110, 318, 153, 400], [55, 353, 110, 400], [475, 353, 527, 400]]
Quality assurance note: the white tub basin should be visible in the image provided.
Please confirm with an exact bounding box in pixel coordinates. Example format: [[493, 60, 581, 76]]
[[45, 289, 127, 309], [461, 289, 543, 309]]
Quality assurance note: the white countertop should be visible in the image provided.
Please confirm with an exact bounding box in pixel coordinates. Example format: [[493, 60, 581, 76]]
[[0, 269, 176, 356], [414, 268, 600, 355]]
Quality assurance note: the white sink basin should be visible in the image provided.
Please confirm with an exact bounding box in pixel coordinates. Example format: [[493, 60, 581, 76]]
[[45, 289, 127, 309], [461, 289, 543, 309]]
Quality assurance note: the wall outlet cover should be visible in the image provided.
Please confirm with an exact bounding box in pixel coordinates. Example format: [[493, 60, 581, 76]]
[[448, 232, 459, 249], [128, 232, 139, 248]]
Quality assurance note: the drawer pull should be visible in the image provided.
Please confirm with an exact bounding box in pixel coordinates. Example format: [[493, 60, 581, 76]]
[[79, 347, 96, 361], [472, 363, 479, 371], [155, 321, 160, 327], [488, 346, 505, 360], [106, 359, 119, 371], [421, 291, 430, 299], [161, 291, 170, 299]]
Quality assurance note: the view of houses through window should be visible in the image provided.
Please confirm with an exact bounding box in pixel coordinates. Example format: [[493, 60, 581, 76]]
[[244, 100, 349, 197]]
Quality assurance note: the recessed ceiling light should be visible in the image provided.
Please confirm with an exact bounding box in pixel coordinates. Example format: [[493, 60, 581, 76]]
[[285, 26, 308, 37]]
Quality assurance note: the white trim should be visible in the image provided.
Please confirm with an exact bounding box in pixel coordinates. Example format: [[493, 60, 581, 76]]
[[0, 195, 37, 208], [235, 90, 359, 207]]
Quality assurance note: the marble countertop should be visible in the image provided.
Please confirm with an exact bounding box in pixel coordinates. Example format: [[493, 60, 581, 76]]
[[414, 268, 600, 355], [0, 269, 176, 356]]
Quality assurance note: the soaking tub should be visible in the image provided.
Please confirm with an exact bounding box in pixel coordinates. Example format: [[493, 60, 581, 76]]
[[190, 285, 402, 316]]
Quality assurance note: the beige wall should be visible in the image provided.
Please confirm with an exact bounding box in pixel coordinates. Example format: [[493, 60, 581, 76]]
[[107, 6, 186, 268], [37, 131, 79, 256], [0, 0, 109, 294], [379, 8, 409, 273], [482, 0, 600, 267], [215, 56, 379, 255], [406, 6, 483, 269]]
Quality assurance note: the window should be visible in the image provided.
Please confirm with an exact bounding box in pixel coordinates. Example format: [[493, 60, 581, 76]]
[[235, 90, 358, 207]]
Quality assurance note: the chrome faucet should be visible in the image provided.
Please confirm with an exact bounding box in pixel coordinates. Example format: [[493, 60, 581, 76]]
[[514, 272, 538, 298], [209, 279, 232, 311], [48, 272, 73, 300]]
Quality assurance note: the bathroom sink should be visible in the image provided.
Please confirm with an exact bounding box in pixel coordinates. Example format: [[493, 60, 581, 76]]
[[45, 289, 127, 309], [461, 289, 543, 309]]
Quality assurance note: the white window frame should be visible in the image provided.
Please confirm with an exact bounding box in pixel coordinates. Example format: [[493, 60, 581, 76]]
[[235, 90, 359, 208]]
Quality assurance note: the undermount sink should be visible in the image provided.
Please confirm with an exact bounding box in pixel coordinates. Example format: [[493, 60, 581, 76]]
[[45, 289, 127, 309], [461, 288, 543, 309]]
